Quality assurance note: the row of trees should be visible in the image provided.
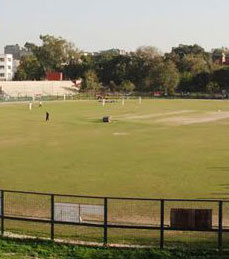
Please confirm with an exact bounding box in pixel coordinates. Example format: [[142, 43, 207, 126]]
[[14, 35, 229, 95]]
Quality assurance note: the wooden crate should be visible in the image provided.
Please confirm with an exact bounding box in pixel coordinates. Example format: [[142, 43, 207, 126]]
[[170, 209, 212, 230]]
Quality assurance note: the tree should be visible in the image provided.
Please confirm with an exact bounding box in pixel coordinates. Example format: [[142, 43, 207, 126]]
[[165, 44, 213, 93], [136, 46, 162, 59], [108, 81, 119, 92], [82, 70, 102, 92], [159, 61, 180, 95], [94, 53, 127, 86], [213, 67, 229, 90], [169, 44, 205, 60], [143, 57, 164, 92], [177, 54, 212, 92], [25, 35, 81, 74], [63, 54, 93, 80], [120, 80, 135, 93], [166, 44, 212, 73], [182, 54, 210, 75], [14, 55, 44, 80], [145, 59, 179, 95], [127, 54, 154, 91], [206, 82, 220, 94]]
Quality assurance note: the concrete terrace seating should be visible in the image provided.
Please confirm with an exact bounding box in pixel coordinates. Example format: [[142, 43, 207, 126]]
[[0, 81, 78, 98]]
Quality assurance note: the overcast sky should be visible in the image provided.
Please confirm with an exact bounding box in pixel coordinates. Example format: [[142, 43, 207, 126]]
[[1, 0, 228, 53]]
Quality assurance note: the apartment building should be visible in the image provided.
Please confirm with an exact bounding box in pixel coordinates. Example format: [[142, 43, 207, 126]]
[[0, 54, 13, 81]]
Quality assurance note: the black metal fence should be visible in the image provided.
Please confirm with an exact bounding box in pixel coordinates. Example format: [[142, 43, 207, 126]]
[[0, 190, 229, 254]]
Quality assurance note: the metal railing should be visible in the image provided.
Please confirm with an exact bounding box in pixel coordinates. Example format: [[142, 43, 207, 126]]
[[0, 189, 228, 254]]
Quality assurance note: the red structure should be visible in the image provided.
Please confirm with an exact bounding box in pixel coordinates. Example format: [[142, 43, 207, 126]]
[[46, 72, 63, 81]]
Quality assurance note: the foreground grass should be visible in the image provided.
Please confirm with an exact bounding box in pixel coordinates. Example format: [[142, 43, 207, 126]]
[[0, 237, 227, 259]]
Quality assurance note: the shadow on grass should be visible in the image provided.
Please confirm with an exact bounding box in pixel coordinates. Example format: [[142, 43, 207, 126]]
[[205, 168, 229, 198], [210, 183, 229, 197], [88, 118, 119, 124], [207, 167, 229, 172]]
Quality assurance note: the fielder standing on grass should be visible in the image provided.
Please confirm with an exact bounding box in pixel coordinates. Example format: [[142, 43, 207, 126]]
[[46, 112, 50, 122]]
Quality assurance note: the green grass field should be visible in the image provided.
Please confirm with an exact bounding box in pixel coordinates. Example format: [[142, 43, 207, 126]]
[[0, 237, 225, 259], [1, 99, 229, 199]]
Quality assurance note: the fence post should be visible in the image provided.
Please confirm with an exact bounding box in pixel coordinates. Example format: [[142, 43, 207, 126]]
[[160, 200, 165, 249], [218, 201, 223, 255], [104, 198, 108, 246], [1, 191, 4, 236], [51, 194, 55, 241]]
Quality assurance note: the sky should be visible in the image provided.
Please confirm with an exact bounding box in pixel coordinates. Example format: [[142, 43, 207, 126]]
[[1, 0, 229, 53]]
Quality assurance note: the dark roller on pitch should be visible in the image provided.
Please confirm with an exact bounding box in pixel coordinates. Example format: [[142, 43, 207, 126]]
[[103, 116, 111, 123]]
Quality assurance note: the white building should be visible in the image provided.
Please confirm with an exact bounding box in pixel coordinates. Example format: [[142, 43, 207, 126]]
[[0, 54, 13, 81]]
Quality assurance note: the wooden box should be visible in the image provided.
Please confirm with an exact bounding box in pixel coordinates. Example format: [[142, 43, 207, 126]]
[[170, 209, 212, 230]]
